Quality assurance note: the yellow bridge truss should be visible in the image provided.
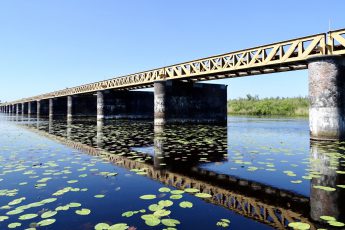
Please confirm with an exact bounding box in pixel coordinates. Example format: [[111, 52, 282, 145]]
[[4, 28, 345, 105]]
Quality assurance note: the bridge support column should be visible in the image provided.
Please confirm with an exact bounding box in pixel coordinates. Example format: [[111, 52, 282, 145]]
[[154, 80, 227, 125], [16, 104, 22, 116], [308, 55, 345, 140], [28, 102, 31, 115], [67, 96, 73, 121], [97, 91, 104, 121], [12, 105, 16, 114], [22, 102, 28, 115]]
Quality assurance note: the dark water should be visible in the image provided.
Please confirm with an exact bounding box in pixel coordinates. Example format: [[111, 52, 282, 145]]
[[0, 114, 344, 230]]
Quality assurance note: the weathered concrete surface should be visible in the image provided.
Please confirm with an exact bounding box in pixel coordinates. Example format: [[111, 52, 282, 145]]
[[310, 142, 345, 221], [154, 80, 227, 125], [67, 96, 73, 120], [308, 55, 345, 140], [97, 91, 104, 121]]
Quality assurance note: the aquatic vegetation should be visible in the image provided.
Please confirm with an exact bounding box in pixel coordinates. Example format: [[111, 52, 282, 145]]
[[179, 201, 193, 208], [139, 195, 157, 200], [0, 116, 344, 230], [288, 222, 310, 230], [75, 208, 91, 215], [216, 218, 230, 228]]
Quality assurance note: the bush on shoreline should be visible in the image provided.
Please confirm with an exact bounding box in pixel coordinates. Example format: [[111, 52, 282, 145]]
[[227, 95, 309, 117]]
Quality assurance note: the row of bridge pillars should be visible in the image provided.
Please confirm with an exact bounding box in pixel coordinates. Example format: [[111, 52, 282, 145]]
[[0, 81, 228, 124], [1, 55, 345, 140]]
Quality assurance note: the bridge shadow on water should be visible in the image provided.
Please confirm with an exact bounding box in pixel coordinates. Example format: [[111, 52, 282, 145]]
[[6, 114, 345, 229]]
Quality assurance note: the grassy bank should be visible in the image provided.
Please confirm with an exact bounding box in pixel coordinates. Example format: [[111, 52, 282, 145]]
[[227, 95, 309, 117]]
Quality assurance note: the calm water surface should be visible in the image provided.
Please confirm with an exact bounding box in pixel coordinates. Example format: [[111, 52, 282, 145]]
[[0, 114, 344, 230]]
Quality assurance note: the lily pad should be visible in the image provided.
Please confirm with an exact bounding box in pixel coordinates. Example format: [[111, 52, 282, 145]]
[[75, 208, 91, 215], [195, 193, 212, 198], [139, 195, 156, 200], [158, 187, 171, 193], [288, 222, 310, 230], [153, 209, 171, 217], [19, 213, 38, 220], [68, 202, 82, 208], [141, 214, 160, 226], [94, 222, 110, 230], [161, 218, 181, 227], [8, 222, 21, 229], [0, 216, 9, 221], [148, 204, 164, 212], [41, 211, 57, 218], [37, 218, 56, 226], [313, 185, 336, 192], [328, 221, 345, 227], [158, 200, 173, 207], [94, 194, 105, 198], [108, 223, 129, 230], [320, 215, 336, 221], [170, 190, 184, 195], [170, 195, 183, 200], [179, 201, 193, 208], [184, 188, 199, 193], [122, 211, 134, 217]]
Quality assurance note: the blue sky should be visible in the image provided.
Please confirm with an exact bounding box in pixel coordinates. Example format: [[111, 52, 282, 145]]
[[0, 0, 344, 102]]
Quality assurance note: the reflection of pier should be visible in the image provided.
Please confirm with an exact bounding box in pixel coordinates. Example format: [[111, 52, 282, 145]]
[[21, 124, 317, 230], [310, 141, 345, 223]]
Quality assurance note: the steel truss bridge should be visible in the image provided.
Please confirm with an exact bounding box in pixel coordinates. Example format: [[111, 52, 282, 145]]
[[3, 28, 345, 105]]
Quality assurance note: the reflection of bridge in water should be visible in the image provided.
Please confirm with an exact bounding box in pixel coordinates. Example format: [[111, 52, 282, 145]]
[[13, 116, 345, 229]]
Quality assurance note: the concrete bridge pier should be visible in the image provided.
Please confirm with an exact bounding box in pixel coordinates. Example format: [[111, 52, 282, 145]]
[[12, 105, 16, 114], [16, 103, 22, 116], [28, 102, 31, 115], [22, 102, 28, 116], [97, 91, 104, 121], [154, 80, 227, 125], [308, 55, 345, 140]]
